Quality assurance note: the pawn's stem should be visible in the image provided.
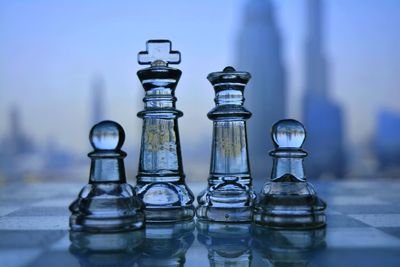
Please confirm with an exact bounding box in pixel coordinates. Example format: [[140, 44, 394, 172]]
[[271, 157, 305, 181], [89, 157, 127, 183]]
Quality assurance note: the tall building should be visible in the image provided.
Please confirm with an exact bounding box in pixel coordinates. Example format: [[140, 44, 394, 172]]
[[0, 106, 35, 179], [374, 110, 400, 173], [91, 75, 106, 125], [4, 106, 35, 156], [236, 0, 286, 181], [302, 0, 345, 178]]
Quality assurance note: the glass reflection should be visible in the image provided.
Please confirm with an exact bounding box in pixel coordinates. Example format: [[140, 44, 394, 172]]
[[197, 221, 252, 266], [69, 230, 144, 267], [252, 225, 326, 266], [138, 221, 195, 267]]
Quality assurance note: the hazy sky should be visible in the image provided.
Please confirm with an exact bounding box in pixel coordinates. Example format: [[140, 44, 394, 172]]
[[0, 0, 399, 154]]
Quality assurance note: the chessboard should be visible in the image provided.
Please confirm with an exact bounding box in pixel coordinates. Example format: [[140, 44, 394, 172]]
[[0, 180, 400, 267]]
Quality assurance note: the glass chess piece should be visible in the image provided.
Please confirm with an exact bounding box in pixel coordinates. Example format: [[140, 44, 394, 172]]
[[196, 66, 256, 222], [253, 119, 326, 229], [134, 39, 195, 222], [69, 230, 144, 267], [197, 221, 253, 266], [69, 120, 145, 232], [137, 221, 195, 267]]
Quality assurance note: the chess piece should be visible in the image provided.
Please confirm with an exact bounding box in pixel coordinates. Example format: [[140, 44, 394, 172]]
[[253, 119, 326, 229], [197, 221, 252, 266], [196, 66, 256, 222], [134, 40, 195, 222], [69, 120, 145, 232], [138, 221, 195, 267], [69, 230, 144, 267], [252, 225, 326, 266]]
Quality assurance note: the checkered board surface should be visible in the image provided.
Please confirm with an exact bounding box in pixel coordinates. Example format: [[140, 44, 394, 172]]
[[0, 180, 400, 267]]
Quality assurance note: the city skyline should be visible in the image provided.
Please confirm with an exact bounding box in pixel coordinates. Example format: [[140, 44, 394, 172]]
[[0, 0, 399, 180]]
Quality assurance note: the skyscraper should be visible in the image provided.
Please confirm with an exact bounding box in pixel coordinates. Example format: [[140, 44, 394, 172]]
[[236, 0, 286, 181], [6, 106, 34, 155], [302, 0, 345, 178], [0, 106, 35, 179], [374, 110, 400, 172], [91, 75, 106, 125]]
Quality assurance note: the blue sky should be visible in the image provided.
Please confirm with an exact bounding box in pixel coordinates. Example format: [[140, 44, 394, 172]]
[[0, 0, 399, 153]]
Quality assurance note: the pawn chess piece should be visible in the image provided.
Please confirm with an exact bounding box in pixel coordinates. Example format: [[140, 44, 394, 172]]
[[69, 120, 145, 232], [69, 230, 144, 267], [253, 119, 326, 229], [252, 225, 326, 266], [134, 40, 195, 222], [196, 66, 256, 222]]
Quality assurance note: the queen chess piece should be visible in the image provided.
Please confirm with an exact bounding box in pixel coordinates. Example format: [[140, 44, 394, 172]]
[[69, 120, 145, 232], [196, 66, 256, 222], [134, 40, 195, 222], [253, 119, 326, 229]]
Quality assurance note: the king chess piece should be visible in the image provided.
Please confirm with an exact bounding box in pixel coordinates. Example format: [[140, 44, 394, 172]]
[[69, 120, 145, 232], [138, 221, 195, 266], [196, 66, 256, 222], [134, 40, 195, 222], [254, 119, 326, 229], [197, 222, 253, 266]]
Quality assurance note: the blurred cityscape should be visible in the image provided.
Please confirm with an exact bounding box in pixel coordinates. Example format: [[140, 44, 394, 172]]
[[0, 0, 400, 185]]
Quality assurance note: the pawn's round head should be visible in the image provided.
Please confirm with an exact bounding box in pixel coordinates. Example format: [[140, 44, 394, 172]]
[[90, 120, 125, 150], [271, 119, 306, 149]]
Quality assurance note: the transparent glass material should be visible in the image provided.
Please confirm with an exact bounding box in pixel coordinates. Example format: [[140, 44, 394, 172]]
[[134, 40, 195, 222], [69, 121, 145, 232], [138, 221, 195, 266], [252, 225, 326, 266], [197, 221, 252, 266], [197, 66, 256, 222], [69, 222, 194, 267], [69, 230, 144, 266], [253, 119, 326, 229]]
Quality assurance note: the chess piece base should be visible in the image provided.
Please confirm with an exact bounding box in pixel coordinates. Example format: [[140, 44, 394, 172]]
[[70, 215, 145, 233], [143, 206, 195, 223], [69, 183, 145, 232], [196, 182, 256, 222], [254, 177, 326, 229], [135, 181, 195, 222], [196, 206, 253, 222]]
